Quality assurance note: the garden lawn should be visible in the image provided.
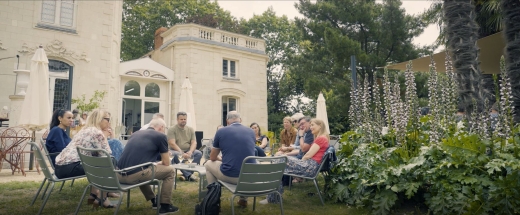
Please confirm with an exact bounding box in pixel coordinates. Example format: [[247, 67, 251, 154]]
[[0, 175, 367, 215]]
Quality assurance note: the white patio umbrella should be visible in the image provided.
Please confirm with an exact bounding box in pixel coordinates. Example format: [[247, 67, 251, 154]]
[[18, 46, 51, 131], [178, 77, 196, 131], [316, 92, 330, 134]]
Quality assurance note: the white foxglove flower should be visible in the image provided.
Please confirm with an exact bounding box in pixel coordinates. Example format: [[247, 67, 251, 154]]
[[457, 121, 464, 130], [382, 127, 389, 135]]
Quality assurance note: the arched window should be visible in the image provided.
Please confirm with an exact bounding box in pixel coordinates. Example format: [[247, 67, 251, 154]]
[[124, 80, 140, 96], [145, 82, 160, 98]]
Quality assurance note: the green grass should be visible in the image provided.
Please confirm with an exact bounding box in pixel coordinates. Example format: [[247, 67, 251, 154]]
[[0, 176, 369, 215]]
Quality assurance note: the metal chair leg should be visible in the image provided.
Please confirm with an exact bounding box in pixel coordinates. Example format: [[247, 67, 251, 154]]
[[70, 179, 75, 187], [253, 196, 256, 211], [38, 182, 55, 215], [313, 179, 324, 206], [31, 178, 47, 206], [288, 176, 292, 190], [126, 190, 130, 208], [156, 182, 162, 215], [230, 195, 236, 215], [74, 185, 91, 215], [59, 181, 66, 192], [41, 180, 51, 200], [278, 191, 284, 215], [114, 192, 124, 215]]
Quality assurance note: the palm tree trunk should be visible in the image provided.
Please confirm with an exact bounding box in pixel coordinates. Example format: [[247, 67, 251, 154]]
[[501, 0, 520, 123], [443, 0, 485, 113]]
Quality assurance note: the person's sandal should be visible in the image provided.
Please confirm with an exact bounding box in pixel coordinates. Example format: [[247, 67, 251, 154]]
[[88, 193, 115, 209], [107, 192, 120, 198]]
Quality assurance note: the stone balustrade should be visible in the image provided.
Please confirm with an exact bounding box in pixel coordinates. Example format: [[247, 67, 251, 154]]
[[161, 23, 266, 53]]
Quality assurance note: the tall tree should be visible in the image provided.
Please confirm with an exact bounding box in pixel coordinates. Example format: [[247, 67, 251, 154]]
[[239, 8, 300, 133], [423, 0, 503, 46], [501, 0, 520, 123], [443, 0, 486, 113], [288, 0, 431, 134], [121, 0, 240, 61]]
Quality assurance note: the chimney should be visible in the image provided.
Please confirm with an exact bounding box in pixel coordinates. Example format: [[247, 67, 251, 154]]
[[154, 27, 168, 50]]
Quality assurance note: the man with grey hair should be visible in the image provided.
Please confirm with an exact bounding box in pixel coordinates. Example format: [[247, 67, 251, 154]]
[[167, 111, 202, 182], [141, 113, 165, 130], [204, 111, 256, 208], [117, 118, 179, 214]]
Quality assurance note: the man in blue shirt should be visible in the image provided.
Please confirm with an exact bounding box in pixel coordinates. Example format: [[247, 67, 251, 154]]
[[204, 111, 256, 208]]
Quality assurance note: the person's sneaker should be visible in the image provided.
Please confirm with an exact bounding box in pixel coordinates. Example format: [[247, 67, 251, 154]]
[[237, 199, 247, 208], [178, 175, 186, 181], [188, 175, 199, 182], [159, 204, 179, 214], [259, 199, 269, 205]]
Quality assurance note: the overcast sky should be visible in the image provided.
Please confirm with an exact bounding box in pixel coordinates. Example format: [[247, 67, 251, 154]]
[[215, 0, 440, 47]]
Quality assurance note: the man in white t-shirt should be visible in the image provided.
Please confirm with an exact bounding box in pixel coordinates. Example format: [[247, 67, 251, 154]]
[[140, 113, 165, 130]]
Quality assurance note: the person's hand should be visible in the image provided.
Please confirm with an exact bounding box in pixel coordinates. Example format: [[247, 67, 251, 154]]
[[298, 129, 304, 136], [107, 128, 113, 139], [182, 152, 190, 159]]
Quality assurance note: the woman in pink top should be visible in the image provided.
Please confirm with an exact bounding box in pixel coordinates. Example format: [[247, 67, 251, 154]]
[[282, 118, 329, 177]]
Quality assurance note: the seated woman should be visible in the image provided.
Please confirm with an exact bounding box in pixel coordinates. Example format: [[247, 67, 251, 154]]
[[103, 126, 124, 161], [54, 109, 116, 208], [277, 116, 298, 155], [250, 122, 269, 157], [261, 118, 329, 204], [45, 109, 73, 167]]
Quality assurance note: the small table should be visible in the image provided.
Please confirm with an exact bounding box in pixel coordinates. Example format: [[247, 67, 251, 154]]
[[171, 163, 207, 202]]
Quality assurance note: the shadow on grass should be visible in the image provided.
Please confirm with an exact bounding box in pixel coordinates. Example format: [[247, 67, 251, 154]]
[[0, 175, 369, 215]]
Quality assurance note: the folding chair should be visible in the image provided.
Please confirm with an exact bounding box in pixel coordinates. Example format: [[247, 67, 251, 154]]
[[75, 146, 162, 215], [219, 156, 288, 215], [38, 139, 76, 192], [29, 142, 85, 215]]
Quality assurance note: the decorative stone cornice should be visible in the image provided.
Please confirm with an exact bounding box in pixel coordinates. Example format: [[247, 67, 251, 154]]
[[18, 40, 90, 62], [0, 40, 6, 50]]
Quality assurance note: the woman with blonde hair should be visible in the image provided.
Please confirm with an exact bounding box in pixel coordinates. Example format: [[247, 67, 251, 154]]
[[54, 109, 115, 208]]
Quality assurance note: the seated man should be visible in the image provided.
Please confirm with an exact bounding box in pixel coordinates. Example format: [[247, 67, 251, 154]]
[[204, 111, 256, 208], [167, 111, 202, 181], [117, 118, 179, 214]]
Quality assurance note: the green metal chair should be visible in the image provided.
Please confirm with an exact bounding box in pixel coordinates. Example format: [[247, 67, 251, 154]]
[[29, 142, 85, 215], [74, 146, 162, 215], [218, 156, 288, 215], [285, 152, 333, 206], [38, 139, 76, 194]]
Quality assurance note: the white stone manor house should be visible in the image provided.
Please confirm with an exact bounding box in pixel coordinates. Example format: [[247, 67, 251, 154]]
[[0, 0, 268, 139]]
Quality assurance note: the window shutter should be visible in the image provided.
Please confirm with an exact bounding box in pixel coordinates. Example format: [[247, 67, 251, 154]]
[[60, 0, 75, 27], [41, 0, 56, 23]]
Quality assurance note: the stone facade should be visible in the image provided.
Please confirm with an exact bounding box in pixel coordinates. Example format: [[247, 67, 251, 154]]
[[149, 23, 268, 138], [0, 0, 123, 124]]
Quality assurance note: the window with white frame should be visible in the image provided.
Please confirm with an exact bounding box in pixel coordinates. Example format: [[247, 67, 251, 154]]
[[39, 0, 77, 32], [222, 59, 237, 79], [222, 96, 238, 126]]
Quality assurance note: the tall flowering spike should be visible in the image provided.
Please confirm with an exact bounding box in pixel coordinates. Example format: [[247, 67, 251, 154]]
[[361, 77, 374, 141], [349, 81, 360, 130], [498, 56, 514, 140], [427, 56, 440, 144], [404, 61, 419, 126], [372, 74, 383, 137], [383, 68, 393, 129], [445, 52, 458, 122]]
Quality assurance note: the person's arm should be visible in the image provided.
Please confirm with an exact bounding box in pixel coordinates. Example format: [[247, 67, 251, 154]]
[[209, 148, 221, 161], [158, 152, 170, 166], [259, 137, 268, 149], [95, 129, 112, 154], [302, 144, 320, 160], [45, 129, 59, 153], [300, 136, 311, 152]]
